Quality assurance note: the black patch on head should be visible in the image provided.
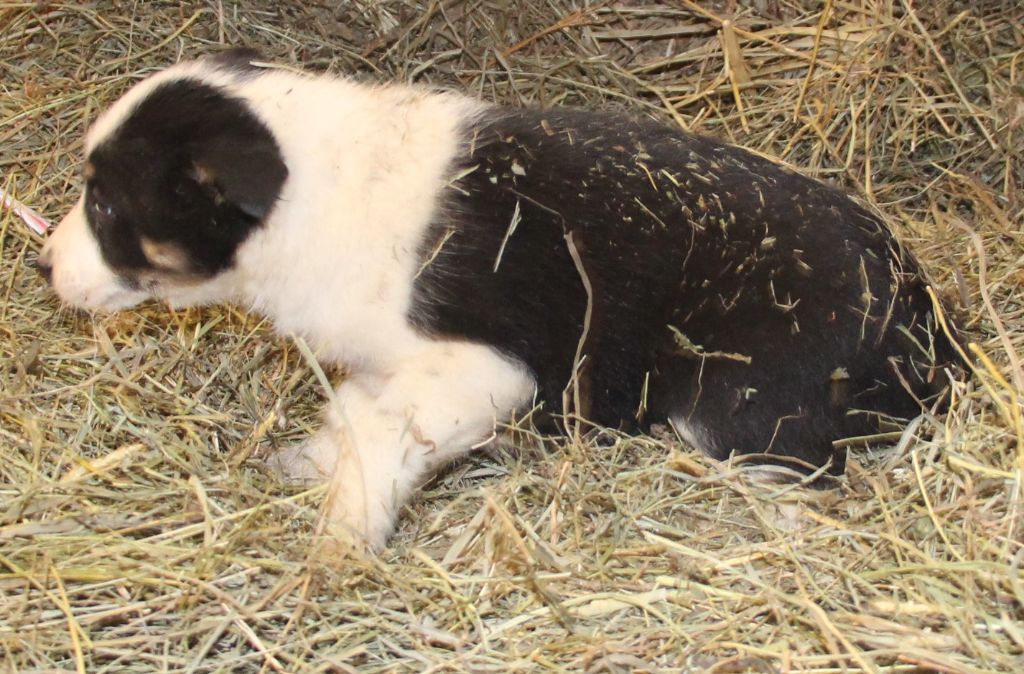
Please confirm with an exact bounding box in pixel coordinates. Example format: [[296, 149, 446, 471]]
[[410, 108, 961, 475], [86, 78, 287, 277]]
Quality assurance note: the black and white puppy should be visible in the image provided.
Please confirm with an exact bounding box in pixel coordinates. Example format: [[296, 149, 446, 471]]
[[38, 51, 960, 549]]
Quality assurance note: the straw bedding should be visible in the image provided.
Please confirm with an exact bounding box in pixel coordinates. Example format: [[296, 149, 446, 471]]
[[1, 1, 1021, 672]]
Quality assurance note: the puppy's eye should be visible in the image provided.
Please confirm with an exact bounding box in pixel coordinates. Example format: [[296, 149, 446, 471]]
[[92, 199, 114, 218]]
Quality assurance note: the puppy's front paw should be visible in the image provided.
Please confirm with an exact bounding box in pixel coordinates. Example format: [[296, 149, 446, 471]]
[[322, 485, 394, 553], [317, 512, 389, 556], [271, 434, 338, 482]]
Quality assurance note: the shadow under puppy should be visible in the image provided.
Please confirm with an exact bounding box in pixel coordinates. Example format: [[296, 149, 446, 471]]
[[37, 49, 962, 550]]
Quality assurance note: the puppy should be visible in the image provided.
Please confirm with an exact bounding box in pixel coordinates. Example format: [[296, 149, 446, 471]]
[[38, 50, 960, 549]]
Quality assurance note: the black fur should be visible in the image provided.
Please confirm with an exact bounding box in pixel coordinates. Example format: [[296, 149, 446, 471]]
[[206, 47, 266, 74], [411, 109, 960, 473], [85, 79, 287, 279]]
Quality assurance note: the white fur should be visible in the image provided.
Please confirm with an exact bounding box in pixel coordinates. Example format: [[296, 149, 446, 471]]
[[41, 61, 537, 550]]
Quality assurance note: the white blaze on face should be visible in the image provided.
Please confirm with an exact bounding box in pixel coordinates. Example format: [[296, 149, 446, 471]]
[[39, 196, 150, 311]]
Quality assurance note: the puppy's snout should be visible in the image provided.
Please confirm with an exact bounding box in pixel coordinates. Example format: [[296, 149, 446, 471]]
[[34, 249, 53, 283]]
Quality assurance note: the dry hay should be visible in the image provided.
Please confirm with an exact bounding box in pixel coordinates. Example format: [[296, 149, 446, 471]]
[[1, 1, 1022, 672]]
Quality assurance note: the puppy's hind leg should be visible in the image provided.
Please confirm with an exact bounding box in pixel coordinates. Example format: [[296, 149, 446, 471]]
[[315, 342, 535, 551]]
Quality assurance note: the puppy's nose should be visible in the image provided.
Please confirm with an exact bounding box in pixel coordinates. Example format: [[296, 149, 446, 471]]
[[34, 250, 53, 283]]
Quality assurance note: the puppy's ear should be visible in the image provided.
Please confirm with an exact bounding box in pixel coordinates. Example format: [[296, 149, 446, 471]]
[[192, 136, 288, 220]]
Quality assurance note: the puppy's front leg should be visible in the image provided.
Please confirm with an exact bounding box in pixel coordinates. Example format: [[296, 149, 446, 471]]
[[317, 341, 534, 550]]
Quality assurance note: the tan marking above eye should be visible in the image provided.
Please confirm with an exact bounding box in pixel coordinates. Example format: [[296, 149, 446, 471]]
[[141, 238, 188, 271], [191, 162, 226, 205], [83, 161, 96, 180], [191, 161, 216, 185]]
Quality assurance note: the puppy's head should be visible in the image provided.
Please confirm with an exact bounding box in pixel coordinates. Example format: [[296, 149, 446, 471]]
[[39, 60, 287, 311]]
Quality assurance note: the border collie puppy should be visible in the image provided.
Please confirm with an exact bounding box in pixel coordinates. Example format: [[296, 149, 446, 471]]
[[38, 50, 960, 549]]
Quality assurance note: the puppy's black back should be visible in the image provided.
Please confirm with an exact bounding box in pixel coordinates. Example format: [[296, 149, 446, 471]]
[[410, 109, 959, 472]]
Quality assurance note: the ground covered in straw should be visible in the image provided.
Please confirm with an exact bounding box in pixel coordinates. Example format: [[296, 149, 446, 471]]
[[1, 1, 1022, 672]]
